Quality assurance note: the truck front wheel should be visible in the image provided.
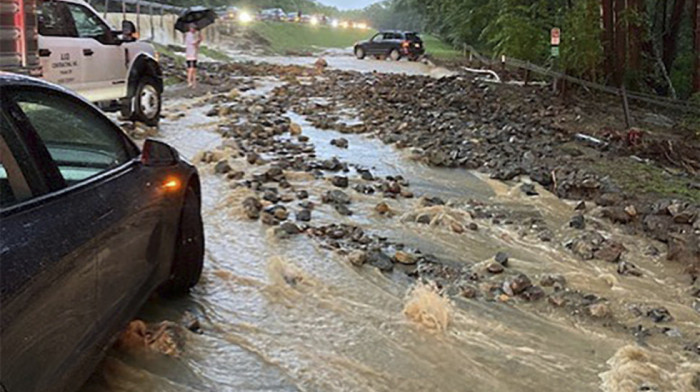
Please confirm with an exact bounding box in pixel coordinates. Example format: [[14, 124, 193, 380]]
[[124, 76, 161, 126]]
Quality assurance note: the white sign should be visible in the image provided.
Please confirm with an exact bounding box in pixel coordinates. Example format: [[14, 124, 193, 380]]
[[551, 27, 561, 46]]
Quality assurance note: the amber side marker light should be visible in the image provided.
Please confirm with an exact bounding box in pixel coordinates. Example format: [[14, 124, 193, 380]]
[[162, 177, 181, 192]]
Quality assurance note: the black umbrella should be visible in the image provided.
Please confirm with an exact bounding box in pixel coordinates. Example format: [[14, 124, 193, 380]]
[[175, 6, 217, 33]]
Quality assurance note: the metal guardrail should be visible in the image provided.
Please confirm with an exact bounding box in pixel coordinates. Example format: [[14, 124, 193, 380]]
[[460, 43, 700, 115]]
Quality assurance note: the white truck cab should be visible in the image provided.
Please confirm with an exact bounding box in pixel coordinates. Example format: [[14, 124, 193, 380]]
[[2, 0, 163, 125]]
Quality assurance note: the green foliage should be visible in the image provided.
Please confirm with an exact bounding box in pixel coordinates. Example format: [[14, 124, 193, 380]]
[[481, 1, 548, 63], [560, 0, 602, 80]]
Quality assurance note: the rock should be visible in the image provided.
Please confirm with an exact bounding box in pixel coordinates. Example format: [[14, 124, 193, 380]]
[[260, 212, 278, 226], [617, 261, 642, 276], [594, 242, 626, 263], [588, 303, 610, 318], [375, 202, 392, 215], [330, 138, 349, 148], [264, 205, 289, 221], [227, 171, 245, 180], [246, 152, 261, 165], [506, 273, 532, 295], [495, 252, 509, 266], [394, 251, 417, 265], [624, 204, 637, 217], [602, 207, 633, 224], [347, 250, 367, 266], [461, 286, 478, 299], [289, 122, 302, 136], [487, 263, 504, 274], [596, 193, 623, 207], [468, 222, 479, 231], [279, 222, 301, 235], [416, 214, 432, 224], [386, 181, 401, 194], [331, 176, 349, 188], [297, 190, 309, 199], [574, 201, 587, 211], [520, 286, 545, 301], [421, 196, 445, 207], [360, 171, 374, 181], [242, 197, 262, 220], [296, 209, 312, 222], [520, 183, 539, 196], [334, 204, 353, 216], [540, 274, 566, 288], [214, 160, 232, 174], [367, 251, 394, 272], [646, 307, 673, 323], [451, 222, 465, 233], [322, 189, 351, 205], [569, 214, 585, 230], [263, 190, 280, 203]]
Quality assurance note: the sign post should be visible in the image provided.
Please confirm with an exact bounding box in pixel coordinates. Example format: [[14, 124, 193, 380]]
[[551, 27, 560, 93]]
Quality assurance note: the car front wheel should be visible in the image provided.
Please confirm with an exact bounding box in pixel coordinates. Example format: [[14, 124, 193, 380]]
[[355, 47, 365, 60], [131, 76, 161, 126], [161, 186, 204, 296]]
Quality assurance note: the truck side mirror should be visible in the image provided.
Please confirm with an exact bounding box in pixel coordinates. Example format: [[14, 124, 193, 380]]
[[122, 20, 137, 41]]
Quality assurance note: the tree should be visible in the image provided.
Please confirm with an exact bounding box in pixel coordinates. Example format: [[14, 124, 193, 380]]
[[694, 0, 700, 92]]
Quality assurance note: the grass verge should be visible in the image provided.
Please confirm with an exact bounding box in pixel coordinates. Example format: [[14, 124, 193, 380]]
[[423, 35, 462, 60], [248, 22, 374, 54]]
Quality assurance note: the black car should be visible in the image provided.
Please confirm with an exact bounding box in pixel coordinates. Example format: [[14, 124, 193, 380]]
[[0, 74, 204, 392], [354, 31, 425, 61]]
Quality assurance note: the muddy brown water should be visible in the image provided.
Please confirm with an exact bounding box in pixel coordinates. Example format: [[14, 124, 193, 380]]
[[82, 78, 699, 392]]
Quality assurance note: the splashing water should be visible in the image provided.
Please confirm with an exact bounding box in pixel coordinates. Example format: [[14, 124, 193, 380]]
[[403, 283, 453, 332]]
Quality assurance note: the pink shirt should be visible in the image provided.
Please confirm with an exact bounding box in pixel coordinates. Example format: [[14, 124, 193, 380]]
[[185, 31, 200, 60]]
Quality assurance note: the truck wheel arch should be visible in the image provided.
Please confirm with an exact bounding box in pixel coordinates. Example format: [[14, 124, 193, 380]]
[[127, 54, 163, 98]]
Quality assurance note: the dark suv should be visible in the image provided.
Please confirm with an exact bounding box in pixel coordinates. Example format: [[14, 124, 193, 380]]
[[354, 31, 425, 61]]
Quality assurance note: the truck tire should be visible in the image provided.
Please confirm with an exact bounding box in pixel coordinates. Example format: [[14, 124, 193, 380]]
[[161, 186, 204, 296], [130, 76, 161, 126], [355, 47, 365, 60]]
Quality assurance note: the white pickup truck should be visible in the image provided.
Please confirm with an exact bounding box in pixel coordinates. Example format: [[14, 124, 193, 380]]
[[1, 0, 163, 125]]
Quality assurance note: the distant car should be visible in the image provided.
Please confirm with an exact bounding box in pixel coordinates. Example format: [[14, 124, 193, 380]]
[[354, 31, 425, 61], [286, 12, 299, 22], [217, 6, 239, 20], [259, 8, 285, 21], [0, 74, 204, 392]]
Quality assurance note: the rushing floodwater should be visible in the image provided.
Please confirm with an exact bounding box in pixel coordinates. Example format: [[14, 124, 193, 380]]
[[82, 78, 699, 392]]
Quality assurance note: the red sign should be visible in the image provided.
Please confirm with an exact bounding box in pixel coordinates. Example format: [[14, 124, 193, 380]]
[[551, 27, 561, 46]]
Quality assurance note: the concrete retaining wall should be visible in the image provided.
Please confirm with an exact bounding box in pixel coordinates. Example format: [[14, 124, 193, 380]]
[[105, 12, 227, 47]]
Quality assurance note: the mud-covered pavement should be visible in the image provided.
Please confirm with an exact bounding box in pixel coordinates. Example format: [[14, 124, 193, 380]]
[[83, 58, 699, 392]]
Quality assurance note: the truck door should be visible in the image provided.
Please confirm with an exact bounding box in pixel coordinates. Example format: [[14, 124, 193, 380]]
[[63, 2, 127, 102], [36, 0, 83, 92]]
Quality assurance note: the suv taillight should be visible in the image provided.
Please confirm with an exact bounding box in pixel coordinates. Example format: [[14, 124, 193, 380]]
[[401, 41, 410, 48]]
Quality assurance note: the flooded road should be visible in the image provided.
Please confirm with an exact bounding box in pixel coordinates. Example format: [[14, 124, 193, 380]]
[[82, 73, 699, 392]]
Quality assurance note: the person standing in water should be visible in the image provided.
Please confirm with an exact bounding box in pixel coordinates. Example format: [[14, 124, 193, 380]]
[[185, 24, 202, 88]]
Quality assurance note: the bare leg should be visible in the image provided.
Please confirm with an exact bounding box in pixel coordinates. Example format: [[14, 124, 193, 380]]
[[192, 67, 198, 89]]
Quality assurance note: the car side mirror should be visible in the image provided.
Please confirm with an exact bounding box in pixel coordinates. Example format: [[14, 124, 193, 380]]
[[141, 139, 179, 166], [121, 20, 137, 42]]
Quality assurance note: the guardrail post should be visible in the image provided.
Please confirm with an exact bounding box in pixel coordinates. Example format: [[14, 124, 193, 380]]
[[103, 0, 108, 18], [149, 2, 154, 40], [136, 0, 140, 34], [121, 0, 125, 20]]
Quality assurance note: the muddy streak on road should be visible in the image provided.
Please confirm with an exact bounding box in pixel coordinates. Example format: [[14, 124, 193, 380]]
[[82, 72, 699, 391]]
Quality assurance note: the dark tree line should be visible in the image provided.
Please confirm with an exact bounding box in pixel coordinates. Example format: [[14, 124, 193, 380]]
[[363, 0, 700, 99]]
